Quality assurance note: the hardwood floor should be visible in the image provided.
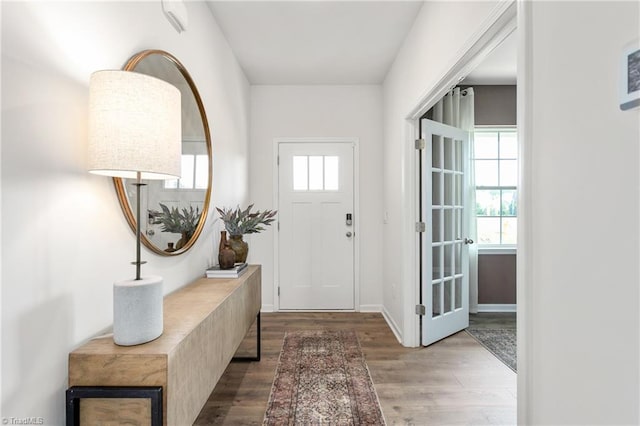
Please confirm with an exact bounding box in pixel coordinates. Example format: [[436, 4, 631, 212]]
[[194, 312, 516, 425]]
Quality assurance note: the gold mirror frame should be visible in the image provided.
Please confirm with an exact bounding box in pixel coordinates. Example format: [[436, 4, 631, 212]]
[[114, 49, 212, 256]]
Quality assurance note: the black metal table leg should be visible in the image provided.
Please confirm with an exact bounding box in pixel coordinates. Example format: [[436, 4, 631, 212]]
[[66, 386, 162, 426]]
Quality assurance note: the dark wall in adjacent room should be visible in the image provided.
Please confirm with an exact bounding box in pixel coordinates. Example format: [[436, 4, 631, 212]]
[[472, 85, 517, 306], [478, 254, 517, 304]]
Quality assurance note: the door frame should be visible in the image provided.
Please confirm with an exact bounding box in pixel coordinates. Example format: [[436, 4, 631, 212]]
[[272, 137, 360, 312], [402, 0, 517, 348], [399, 0, 528, 422]]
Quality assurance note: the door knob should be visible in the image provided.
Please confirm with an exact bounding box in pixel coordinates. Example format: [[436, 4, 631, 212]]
[[346, 232, 353, 238], [464, 237, 474, 245]]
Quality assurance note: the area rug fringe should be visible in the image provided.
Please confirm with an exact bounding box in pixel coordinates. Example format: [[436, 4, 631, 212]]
[[263, 329, 386, 425]]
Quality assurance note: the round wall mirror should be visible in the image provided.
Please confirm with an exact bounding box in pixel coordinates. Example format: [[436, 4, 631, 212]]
[[114, 50, 212, 256]]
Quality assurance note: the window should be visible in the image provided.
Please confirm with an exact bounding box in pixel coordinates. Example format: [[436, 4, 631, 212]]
[[293, 155, 339, 191], [474, 128, 517, 246], [164, 154, 209, 190]]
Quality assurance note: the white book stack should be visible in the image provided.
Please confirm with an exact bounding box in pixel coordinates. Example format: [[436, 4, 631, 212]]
[[205, 263, 248, 279]]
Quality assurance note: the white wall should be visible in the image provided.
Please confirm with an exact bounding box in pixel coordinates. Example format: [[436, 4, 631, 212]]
[[1, 1, 250, 423], [249, 85, 384, 311], [382, 1, 500, 344], [523, 1, 639, 423]]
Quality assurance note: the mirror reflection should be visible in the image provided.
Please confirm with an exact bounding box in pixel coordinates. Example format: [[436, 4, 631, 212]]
[[115, 50, 212, 255]]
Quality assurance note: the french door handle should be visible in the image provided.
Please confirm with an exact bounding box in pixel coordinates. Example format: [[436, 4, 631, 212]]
[[464, 238, 474, 245]]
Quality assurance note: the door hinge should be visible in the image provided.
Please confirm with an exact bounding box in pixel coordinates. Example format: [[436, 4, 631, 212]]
[[415, 304, 426, 316], [277, 155, 280, 165], [415, 222, 426, 232], [415, 138, 426, 150], [278, 286, 280, 296], [278, 221, 280, 231]]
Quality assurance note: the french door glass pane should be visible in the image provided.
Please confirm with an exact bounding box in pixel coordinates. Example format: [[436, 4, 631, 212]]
[[432, 246, 442, 280], [444, 173, 453, 206], [455, 278, 462, 309], [444, 137, 454, 170], [444, 280, 452, 314], [475, 160, 499, 186], [502, 218, 518, 244], [444, 244, 453, 276], [454, 243, 462, 274], [432, 135, 442, 169], [455, 209, 462, 239], [455, 174, 462, 206], [432, 283, 441, 317], [474, 133, 498, 158], [432, 172, 442, 205], [477, 217, 501, 244], [444, 209, 453, 241], [432, 209, 442, 242], [455, 139, 463, 172]]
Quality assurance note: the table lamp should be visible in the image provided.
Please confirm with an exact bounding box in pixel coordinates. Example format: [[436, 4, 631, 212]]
[[88, 70, 181, 346]]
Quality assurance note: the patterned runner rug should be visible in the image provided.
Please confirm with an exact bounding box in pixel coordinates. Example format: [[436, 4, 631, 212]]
[[263, 329, 386, 425]]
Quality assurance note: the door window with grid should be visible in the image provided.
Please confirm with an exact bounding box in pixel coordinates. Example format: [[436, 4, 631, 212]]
[[474, 128, 518, 246]]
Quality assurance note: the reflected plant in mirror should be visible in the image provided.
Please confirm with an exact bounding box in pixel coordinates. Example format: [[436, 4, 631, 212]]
[[149, 204, 201, 252], [114, 50, 212, 256]]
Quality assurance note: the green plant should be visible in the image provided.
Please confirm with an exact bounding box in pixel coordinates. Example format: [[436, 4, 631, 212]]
[[216, 204, 277, 236], [149, 203, 200, 238]]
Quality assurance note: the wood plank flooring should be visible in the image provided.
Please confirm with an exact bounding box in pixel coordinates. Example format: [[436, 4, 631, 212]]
[[194, 312, 516, 425]]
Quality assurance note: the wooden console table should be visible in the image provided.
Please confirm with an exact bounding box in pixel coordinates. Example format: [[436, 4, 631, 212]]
[[67, 265, 261, 426]]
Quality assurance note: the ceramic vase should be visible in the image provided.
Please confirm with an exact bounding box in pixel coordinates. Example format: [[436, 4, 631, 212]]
[[228, 234, 249, 263], [218, 231, 236, 269]]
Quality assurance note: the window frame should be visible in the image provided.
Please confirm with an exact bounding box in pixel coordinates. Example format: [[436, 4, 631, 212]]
[[473, 125, 518, 252]]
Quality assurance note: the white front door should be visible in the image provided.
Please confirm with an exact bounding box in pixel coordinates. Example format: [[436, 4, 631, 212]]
[[420, 119, 471, 346], [278, 142, 355, 310]]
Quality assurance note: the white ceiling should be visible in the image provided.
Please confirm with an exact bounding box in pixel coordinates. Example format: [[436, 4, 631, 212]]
[[206, 1, 424, 85], [206, 1, 516, 86]]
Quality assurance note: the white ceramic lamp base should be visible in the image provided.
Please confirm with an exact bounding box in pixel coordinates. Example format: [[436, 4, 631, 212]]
[[113, 276, 164, 346]]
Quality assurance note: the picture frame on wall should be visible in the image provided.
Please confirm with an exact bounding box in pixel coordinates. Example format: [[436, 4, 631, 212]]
[[619, 39, 640, 111]]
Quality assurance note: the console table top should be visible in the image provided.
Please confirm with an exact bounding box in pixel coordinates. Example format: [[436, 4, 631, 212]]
[[70, 265, 261, 357]]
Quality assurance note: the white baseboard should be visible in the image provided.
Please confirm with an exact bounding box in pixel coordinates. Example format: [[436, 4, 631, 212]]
[[382, 307, 402, 344], [359, 304, 383, 312], [477, 304, 517, 313], [261, 304, 274, 313]]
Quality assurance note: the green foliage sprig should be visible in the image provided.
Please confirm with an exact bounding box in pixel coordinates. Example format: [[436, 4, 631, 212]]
[[149, 203, 200, 238], [216, 204, 277, 236]]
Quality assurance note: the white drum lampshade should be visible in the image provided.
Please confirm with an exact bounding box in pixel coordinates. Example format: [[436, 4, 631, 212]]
[[88, 70, 181, 180], [88, 70, 182, 346]]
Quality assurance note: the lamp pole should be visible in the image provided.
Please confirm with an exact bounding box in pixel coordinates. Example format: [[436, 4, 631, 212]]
[[132, 171, 147, 280]]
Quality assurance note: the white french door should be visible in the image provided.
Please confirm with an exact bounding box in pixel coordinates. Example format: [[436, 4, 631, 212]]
[[420, 119, 471, 346], [278, 142, 355, 310]]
